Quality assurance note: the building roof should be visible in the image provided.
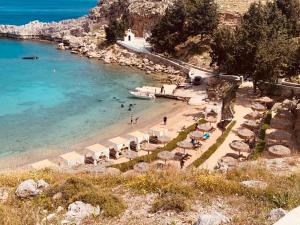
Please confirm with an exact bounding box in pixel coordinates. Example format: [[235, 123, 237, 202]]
[[108, 137, 129, 145], [30, 159, 57, 170], [128, 130, 146, 139], [59, 151, 84, 161], [85, 144, 109, 153]]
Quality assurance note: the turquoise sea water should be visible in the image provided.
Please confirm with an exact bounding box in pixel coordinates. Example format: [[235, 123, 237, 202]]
[[0, 39, 164, 158], [0, 0, 97, 25]]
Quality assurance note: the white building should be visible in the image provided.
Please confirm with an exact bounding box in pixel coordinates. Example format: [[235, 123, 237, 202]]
[[85, 144, 110, 160], [124, 29, 135, 42], [58, 151, 85, 167]]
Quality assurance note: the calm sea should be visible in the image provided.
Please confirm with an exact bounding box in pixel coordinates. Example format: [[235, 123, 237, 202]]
[[0, 0, 97, 25], [0, 1, 168, 161]]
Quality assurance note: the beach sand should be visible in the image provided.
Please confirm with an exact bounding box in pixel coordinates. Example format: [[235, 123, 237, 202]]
[[0, 100, 201, 171]]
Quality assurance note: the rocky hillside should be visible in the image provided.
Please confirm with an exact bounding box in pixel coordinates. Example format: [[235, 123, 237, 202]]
[[0, 163, 299, 225]]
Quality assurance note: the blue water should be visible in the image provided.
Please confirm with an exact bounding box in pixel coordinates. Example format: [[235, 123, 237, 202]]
[[0, 39, 163, 158], [0, 0, 97, 25]]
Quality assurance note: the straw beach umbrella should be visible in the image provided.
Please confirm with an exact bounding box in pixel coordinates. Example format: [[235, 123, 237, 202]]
[[268, 145, 291, 157], [158, 135, 172, 146], [142, 142, 158, 155], [205, 116, 217, 125], [230, 140, 250, 155], [190, 131, 204, 141], [197, 123, 213, 132], [124, 150, 138, 161], [251, 102, 266, 112], [256, 96, 274, 105], [242, 120, 259, 130], [158, 151, 175, 164], [237, 128, 254, 140], [177, 140, 194, 153], [245, 111, 263, 120], [134, 162, 150, 173]]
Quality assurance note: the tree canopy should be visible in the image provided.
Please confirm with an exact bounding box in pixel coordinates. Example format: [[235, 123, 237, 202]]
[[105, 19, 126, 43], [149, 0, 219, 53], [210, 0, 300, 87]]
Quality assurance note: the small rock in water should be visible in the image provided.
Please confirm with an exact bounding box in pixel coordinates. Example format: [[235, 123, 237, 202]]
[[267, 208, 287, 222], [195, 211, 230, 225], [121, 104, 124, 108]]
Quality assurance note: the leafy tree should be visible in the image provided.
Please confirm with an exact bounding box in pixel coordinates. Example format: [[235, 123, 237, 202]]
[[210, 1, 298, 90], [148, 0, 187, 53], [286, 45, 300, 77], [105, 19, 126, 43], [275, 0, 300, 36], [186, 0, 219, 38], [210, 27, 237, 73]]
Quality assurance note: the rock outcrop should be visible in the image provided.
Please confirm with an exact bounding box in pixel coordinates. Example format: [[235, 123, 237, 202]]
[[15, 179, 49, 198], [62, 201, 100, 225], [195, 211, 230, 225]]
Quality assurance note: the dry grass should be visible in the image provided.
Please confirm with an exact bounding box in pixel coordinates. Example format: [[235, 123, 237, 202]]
[[0, 163, 299, 224]]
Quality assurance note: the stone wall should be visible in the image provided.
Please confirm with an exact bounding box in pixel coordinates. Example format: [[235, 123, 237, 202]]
[[258, 82, 300, 98]]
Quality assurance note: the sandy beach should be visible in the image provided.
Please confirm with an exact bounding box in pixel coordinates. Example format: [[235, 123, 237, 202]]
[[0, 99, 197, 171]]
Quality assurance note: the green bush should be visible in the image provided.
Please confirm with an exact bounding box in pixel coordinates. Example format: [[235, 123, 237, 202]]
[[151, 193, 190, 212], [252, 111, 272, 159]]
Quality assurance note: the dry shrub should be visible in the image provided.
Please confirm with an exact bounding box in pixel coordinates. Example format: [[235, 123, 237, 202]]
[[151, 193, 191, 213]]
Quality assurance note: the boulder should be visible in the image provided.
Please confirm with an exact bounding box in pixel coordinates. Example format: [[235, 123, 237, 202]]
[[240, 180, 267, 189], [62, 201, 100, 225], [15, 179, 40, 198], [267, 208, 287, 222], [15, 179, 49, 198], [195, 211, 230, 225], [37, 179, 49, 190]]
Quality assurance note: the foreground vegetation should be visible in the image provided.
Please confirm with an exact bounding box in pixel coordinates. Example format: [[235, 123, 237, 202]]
[[0, 164, 299, 224]]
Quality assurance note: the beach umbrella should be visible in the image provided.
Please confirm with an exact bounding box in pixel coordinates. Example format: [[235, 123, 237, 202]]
[[158, 151, 175, 164], [177, 140, 194, 153], [245, 111, 263, 120], [190, 131, 204, 140], [268, 145, 291, 158], [242, 120, 259, 130], [266, 129, 292, 142], [197, 123, 213, 132], [237, 128, 254, 140], [133, 162, 150, 173], [158, 136, 172, 146], [123, 150, 138, 161], [256, 96, 274, 105], [251, 102, 266, 112], [142, 142, 158, 154], [205, 116, 217, 125], [230, 140, 250, 155]]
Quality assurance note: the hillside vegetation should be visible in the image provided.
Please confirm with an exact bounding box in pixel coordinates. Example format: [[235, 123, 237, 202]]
[[0, 164, 299, 224]]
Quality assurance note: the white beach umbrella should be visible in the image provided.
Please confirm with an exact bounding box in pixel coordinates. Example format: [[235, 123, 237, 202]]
[[237, 128, 254, 140], [124, 150, 138, 161], [177, 140, 194, 153], [133, 162, 150, 173]]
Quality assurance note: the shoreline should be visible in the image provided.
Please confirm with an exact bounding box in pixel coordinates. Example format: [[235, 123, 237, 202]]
[[0, 100, 188, 172]]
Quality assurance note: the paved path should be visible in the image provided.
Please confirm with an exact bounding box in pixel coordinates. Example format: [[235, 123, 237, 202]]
[[199, 82, 254, 170]]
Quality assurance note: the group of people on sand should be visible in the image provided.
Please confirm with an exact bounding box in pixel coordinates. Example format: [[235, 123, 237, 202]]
[[129, 115, 168, 125]]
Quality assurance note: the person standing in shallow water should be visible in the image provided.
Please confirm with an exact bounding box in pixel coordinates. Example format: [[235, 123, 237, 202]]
[[163, 116, 167, 125]]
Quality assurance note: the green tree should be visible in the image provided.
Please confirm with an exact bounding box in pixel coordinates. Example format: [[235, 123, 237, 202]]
[[105, 19, 126, 43], [186, 0, 219, 38], [210, 27, 237, 73], [148, 0, 187, 53], [275, 0, 300, 36]]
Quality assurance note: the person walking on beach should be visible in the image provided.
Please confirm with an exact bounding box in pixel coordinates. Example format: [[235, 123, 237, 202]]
[[135, 117, 139, 124], [163, 116, 167, 125], [130, 115, 133, 125]]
